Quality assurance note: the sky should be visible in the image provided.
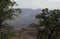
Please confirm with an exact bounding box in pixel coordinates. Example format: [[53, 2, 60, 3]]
[[13, 0, 60, 9]]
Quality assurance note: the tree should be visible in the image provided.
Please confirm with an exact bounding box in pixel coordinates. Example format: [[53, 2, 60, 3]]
[[36, 8, 60, 39], [0, 0, 21, 39]]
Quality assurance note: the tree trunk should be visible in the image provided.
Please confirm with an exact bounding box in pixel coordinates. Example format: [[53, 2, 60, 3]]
[[0, 19, 4, 28], [37, 29, 42, 39], [48, 26, 56, 39], [48, 29, 54, 39]]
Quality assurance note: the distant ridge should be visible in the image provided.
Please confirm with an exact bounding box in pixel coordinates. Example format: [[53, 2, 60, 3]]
[[6, 8, 41, 29]]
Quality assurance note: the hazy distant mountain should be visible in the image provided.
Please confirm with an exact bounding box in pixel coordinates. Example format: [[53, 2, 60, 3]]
[[6, 8, 41, 29], [21, 8, 41, 14]]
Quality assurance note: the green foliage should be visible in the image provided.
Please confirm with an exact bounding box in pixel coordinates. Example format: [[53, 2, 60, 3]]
[[0, 0, 21, 25], [36, 8, 60, 39], [0, 0, 21, 39], [0, 25, 15, 39]]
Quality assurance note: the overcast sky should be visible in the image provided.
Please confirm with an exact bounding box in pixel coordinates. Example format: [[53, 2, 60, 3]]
[[13, 0, 60, 9]]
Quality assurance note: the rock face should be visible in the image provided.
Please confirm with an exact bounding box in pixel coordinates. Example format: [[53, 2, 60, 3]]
[[21, 23, 39, 39]]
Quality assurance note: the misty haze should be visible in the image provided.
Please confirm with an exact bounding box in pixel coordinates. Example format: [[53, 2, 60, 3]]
[[6, 9, 41, 29], [0, 0, 60, 39]]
